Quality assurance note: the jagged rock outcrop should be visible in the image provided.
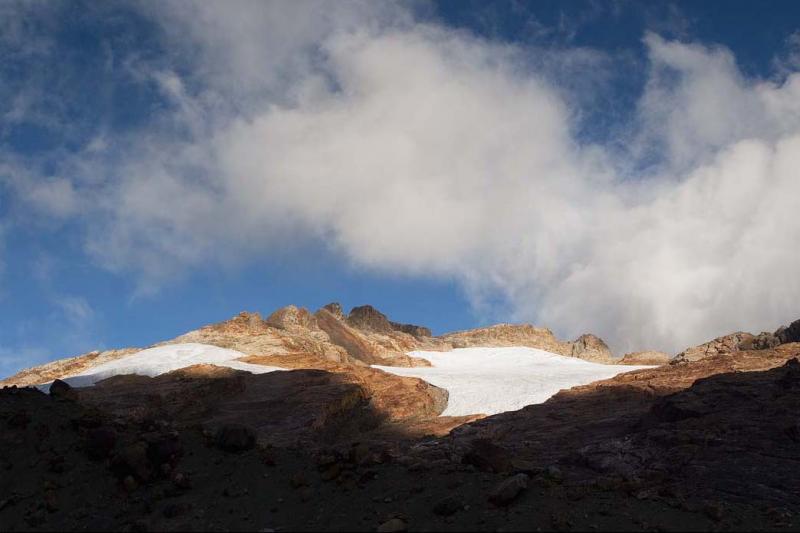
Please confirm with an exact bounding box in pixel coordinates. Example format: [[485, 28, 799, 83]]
[[321, 302, 346, 320], [264, 305, 319, 331], [346, 305, 432, 338], [346, 305, 396, 334], [391, 322, 432, 338], [673, 332, 754, 363], [776, 318, 800, 344], [441, 324, 613, 362], [673, 317, 800, 363], [619, 350, 672, 365], [315, 308, 432, 367], [570, 334, 613, 363]]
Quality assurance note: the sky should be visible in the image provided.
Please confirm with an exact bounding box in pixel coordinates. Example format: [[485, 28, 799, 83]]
[[2, 0, 800, 377]]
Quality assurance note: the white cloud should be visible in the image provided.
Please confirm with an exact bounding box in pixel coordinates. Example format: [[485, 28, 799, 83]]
[[6, 2, 800, 355]]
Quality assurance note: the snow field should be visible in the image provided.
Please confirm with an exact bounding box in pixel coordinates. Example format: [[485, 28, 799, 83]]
[[374, 346, 653, 416], [39, 343, 284, 391]]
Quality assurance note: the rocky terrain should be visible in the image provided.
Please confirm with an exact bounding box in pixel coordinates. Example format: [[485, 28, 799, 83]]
[[3, 306, 800, 531], [0, 302, 634, 390]]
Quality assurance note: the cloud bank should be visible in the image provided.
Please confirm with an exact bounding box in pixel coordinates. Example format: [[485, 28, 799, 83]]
[[5, 2, 800, 354]]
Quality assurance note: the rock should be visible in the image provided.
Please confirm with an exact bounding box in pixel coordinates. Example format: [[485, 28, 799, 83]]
[[347, 305, 396, 334], [85, 427, 117, 459], [619, 351, 672, 365], [215, 424, 256, 452], [49, 379, 76, 400], [8, 410, 30, 429], [377, 518, 407, 532], [461, 438, 511, 473], [673, 332, 753, 363], [544, 465, 564, 482], [346, 305, 432, 338], [488, 473, 529, 506], [265, 305, 318, 331], [739, 332, 781, 351], [391, 322, 432, 338], [509, 458, 543, 476], [775, 319, 800, 344], [162, 502, 191, 519], [123, 475, 139, 492], [44, 491, 58, 512], [432, 496, 463, 516], [322, 302, 345, 321], [320, 463, 341, 481], [571, 334, 613, 363], [171, 472, 191, 489], [290, 472, 309, 488], [146, 433, 182, 467], [113, 442, 151, 481]]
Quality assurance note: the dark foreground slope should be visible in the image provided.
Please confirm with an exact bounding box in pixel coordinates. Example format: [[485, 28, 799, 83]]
[[2, 345, 800, 531]]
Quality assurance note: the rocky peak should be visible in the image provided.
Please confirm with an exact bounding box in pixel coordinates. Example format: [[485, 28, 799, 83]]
[[570, 334, 613, 363], [321, 302, 345, 321], [346, 305, 394, 333], [345, 305, 432, 338], [204, 311, 270, 335], [265, 305, 318, 331]]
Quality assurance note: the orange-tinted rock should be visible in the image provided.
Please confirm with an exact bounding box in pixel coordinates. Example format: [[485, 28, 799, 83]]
[[619, 351, 672, 365], [265, 305, 319, 331]]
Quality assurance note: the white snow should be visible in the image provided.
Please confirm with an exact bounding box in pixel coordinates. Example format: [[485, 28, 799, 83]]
[[39, 343, 284, 391], [373, 347, 653, 416]]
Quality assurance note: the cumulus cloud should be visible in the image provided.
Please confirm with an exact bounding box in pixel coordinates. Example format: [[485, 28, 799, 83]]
[[5, 2, 800, 354]]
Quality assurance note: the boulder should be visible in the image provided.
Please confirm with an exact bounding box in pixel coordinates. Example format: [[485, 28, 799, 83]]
[[432, 495, 463, 516], [461, 438, 511, 473], [377, 518, 407, 532], [488, 473, 529, 505], [49, 379, 77, 400]]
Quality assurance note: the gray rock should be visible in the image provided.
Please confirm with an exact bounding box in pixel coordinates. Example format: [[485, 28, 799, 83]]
[[432, 495, 463, 516], [377, 518, 407, 532], [488, 473, 529, 505]]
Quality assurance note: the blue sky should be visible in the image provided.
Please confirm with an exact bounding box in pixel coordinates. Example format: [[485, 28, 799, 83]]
[[2, 0, 800, 377]]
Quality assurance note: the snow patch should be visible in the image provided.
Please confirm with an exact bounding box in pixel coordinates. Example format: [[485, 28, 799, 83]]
[[39, 343, 284, 391], [373, 347, 653, 416]]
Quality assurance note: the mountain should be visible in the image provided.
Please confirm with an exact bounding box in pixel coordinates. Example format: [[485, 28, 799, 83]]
[[2, 305, 800, 531], [0, 302, 630, 389]]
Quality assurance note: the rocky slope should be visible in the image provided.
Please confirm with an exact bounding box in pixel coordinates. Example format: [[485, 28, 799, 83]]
[[2, 332, 799, 531], [673, 317, 800, 363]]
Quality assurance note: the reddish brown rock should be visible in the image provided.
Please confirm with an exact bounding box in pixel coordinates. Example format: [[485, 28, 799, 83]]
[[265, 306, 319, 331], [619, 351, 672, 365]]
